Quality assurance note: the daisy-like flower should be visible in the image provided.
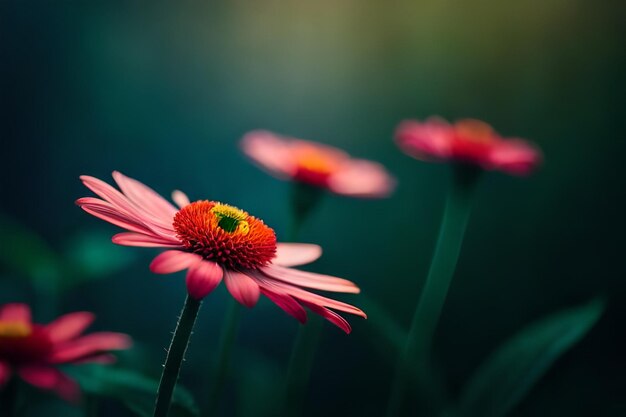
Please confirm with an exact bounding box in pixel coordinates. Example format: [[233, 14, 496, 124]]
[[241, 130, 395, 198], [0, 303, 131, 402], [76, 172, 365, 333], [395, 118, 542, 175]]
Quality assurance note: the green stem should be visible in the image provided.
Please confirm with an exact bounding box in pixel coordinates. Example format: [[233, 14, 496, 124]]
[[282, 181, 326, 416], [207, 297, 242, 416], [284, 315, 324, 416], [386, 166, 479, 416], [154, 296, 202, 417], [0, 377, 18, 417]]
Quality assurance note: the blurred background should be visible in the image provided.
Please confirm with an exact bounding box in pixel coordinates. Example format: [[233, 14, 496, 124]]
[[1, 1, 625, 416]]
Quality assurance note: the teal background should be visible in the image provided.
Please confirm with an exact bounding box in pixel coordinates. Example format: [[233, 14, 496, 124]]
[[1, 1, 625, 416]]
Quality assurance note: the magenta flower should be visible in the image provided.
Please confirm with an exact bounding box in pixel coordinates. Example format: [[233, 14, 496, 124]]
[[396, 118, 542, 175], [0, 303, 131, 402], [241, 130, 396, 198], [76, 172, 365, 333]]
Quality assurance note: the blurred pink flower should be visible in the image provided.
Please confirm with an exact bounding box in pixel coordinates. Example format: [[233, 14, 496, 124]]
[[76, 172, 366, 333], [0, 303, 131, 402], [241, 130, 395, 198], [395, 118, 542, 175]]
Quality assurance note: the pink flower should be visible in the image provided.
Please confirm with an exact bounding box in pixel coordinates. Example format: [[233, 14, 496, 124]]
[[0, 303, 131, 402], [395, 118, 542, 175], [241, 130, 395, 198], [76, 172, 366, 333]]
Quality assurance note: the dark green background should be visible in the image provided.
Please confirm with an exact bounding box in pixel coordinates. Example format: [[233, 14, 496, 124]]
[[1, 1, 625, 416]]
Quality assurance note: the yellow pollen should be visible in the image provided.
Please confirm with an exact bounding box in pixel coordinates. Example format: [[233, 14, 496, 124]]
[[211, 203, 250, 235], [0, 321, 31, 338]]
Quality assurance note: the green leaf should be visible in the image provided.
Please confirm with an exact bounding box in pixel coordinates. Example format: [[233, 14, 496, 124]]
[[0, 214, 63, 292], [67, 365, 199, 417], [61, 230, 135, 285], [456, 298, 605, 417]]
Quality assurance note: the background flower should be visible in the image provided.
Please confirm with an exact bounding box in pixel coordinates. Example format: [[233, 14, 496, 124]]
[[396, 118, 542, 175], [241, 130, 396, 198], [0, 303, 131, 402]]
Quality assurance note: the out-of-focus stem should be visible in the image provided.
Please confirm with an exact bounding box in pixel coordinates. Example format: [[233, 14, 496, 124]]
[[207, 297, 242, 416], [386, 166, 479, 416]]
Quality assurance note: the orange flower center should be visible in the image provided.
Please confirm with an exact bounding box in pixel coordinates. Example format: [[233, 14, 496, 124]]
[[173, 201, 277, 270], [295, 149, 337, 175], [454, 119, 496, 144], [293, 147, 341, 186], [0, 321, 31, 339]]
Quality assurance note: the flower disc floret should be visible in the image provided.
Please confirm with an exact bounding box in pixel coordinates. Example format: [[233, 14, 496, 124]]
[[173, 201, 277, 269]]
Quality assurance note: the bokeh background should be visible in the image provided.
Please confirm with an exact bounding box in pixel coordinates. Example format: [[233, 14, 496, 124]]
[[1, 1, 625, 416]]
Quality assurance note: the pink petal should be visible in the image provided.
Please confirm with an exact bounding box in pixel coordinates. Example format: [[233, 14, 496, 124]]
[[259, 287, 307, 324], [49, 332, 132, 364], [45, 312, 95, 344], [18, 366, 80, 403], [79, 176, 177, 237], [300, 300, 352, 334], [273, 243, 322, 267], [112, 232, 183, 248], [0, 361, 11, 386], [224, 270, 261, 308], [112, 171, 178, 220], [395, 118, 454, 161], [172, 190, 190, 208], [240, 130, 298, 178], [80, 175, 145, 219], [259, 265, 360, 294], [150, 251, 202, 274], [0, 303, 31, 323], [73, 353, 117, 365], [489, 139, 542, 176], [328, 159, 396, 198], [186, 261, 224, 300], [77, 197, 156, 236], [254, 276, 366, 318]]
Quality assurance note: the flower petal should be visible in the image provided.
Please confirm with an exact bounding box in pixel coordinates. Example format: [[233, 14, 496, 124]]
[[45, 312, 95, 344], [18, 366, 80, 403], [112, 171, 178, 220], [489, 139, 542, 176], [253, 275, 366, 318], [260, 264, 360, 294], [395, 118, 454, 162], [224, 270, 261, 308], [49, 332, 132, 364], [240, 130, 298, 178], [0, 303, 31, 323], [77, 197, 156, 235], [259, 287, 307, 324], [150, 251, 202, 274], [328, 160, 396, 198], [300, 300, 352, 334], [0, 361, 11, 387], [186, 261, 223, 300], [112, 232, 183, 248], [273, 243, 322, 267], [172, 190, 191, 208]]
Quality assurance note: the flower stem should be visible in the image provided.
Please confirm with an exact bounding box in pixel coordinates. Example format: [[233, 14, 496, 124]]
[[282, 181, 326, 416], [154, 296, 202, 417], [207, 297, 242, 416], [386, 166, 479, 416], [284, 315, 324, 416]]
